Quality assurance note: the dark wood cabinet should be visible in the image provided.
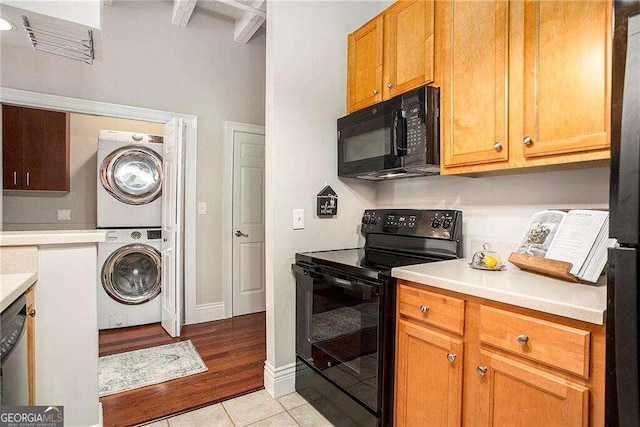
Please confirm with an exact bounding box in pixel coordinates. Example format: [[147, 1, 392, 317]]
[[2, 105, 70, 191]]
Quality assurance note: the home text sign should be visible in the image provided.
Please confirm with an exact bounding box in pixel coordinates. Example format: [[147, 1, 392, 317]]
[[317, 185, 338, 217]]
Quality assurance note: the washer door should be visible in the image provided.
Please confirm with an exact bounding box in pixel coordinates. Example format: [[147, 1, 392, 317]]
[[100, 145, 163, 205], [102, 244, 162, 305]]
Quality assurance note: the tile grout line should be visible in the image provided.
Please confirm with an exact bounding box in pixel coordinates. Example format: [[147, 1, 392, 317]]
[[220, 401, 238, 427]]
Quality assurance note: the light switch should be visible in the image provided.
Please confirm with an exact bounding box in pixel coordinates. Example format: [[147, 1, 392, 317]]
[[293, 209, 304, 230], [58, 209, 71, 221], [198, 202, 207, 215]]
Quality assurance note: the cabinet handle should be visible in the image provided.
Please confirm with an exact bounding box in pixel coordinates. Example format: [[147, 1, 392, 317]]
[[493, 142, 503, 151], [13, 171, 17, 186], [477, 366, 488, 376], [373, 89, 379, 95], [516, 334, 529, 345], [419, 304, 430, 313], [523, 136, 533, 146], [29, 309, 36, 317], [26, 172, 30, 187], [447, 353, 456, 363], [387, 82, 394, 88]]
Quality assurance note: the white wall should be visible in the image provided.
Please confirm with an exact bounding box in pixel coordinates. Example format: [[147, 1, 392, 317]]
[[0, 1, 266, 307], [265, 0, 389, 394], [3, 113, 163, 231], [376, 167, 610, 260]]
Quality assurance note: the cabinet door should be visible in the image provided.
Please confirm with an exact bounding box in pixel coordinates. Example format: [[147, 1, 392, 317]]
[[22, 108, 70, 191], [384, 0, 434, 99], [440, 1, 509, 168], [395, 318, 463, 427], [522, 0, 610, 158], [477, 351, 588, 427], [347, 15, 383, 113], [2, 105, 24, 189]]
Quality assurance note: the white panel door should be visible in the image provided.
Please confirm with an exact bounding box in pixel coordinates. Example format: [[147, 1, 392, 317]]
[[232, 130, 265, 316], [161, 117, 184, 337]]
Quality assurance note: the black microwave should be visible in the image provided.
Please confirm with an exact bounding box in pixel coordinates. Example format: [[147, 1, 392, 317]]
[[338, 85, 440, 180]]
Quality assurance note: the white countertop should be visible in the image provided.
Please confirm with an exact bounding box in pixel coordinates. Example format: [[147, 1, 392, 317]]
[[1, 272, 37, 311], [392, 259, 607, 325], [0, 230, 107, 246]]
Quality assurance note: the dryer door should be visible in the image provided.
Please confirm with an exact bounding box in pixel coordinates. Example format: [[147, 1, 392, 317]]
[[101, 244, 162, 305], [100, 145, 163, 205]]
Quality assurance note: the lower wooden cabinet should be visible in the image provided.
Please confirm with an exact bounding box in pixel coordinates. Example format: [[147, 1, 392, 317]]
[[395, 281, 605, 426], [395, 318, 463, 426], [477, 351, 589, 427]]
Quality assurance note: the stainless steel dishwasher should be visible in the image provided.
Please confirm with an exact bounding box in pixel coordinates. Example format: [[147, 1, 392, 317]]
[[1, 294, 29, 406]]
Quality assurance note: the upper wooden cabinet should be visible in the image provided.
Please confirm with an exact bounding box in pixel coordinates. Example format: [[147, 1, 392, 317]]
[[521, 0, 610, 158], [439, 0, 509, 168], [2, 105, 70, 191], [347, 16, 383, 113], [439, 0, 611, 174], [347, 0, 434, 113]]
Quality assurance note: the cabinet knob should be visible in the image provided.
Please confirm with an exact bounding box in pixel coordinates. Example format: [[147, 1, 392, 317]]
[[373, 89, 379, 95], [26, 172, 30, 187], [477, 366, 488, 376], [516, 334, 530, 345], [13, 171, 17, 186], [387, 82, 394, 88], [447, 353, 457, 363], [29, 309, 36, 317], [420, 304, 430, 313], [493, 142, 503, 151], [523, 136, 533, 146]]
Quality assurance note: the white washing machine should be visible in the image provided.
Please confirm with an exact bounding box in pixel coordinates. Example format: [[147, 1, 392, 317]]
[[97, 130, 164, 228], [97, 228, 162, 329]]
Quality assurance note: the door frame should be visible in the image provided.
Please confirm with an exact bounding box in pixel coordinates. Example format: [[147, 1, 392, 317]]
[[223, 121, 265, 318], [0, 87, 199, 324]]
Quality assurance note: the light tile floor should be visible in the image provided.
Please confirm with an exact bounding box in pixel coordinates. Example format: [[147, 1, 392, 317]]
[[141, 390, 333, 427]]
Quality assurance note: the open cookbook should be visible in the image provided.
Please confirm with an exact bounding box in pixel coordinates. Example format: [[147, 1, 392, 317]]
[[515, 210, 617, 283]]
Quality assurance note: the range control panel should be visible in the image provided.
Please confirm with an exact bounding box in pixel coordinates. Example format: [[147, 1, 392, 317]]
[[361, 209, 462, 240]]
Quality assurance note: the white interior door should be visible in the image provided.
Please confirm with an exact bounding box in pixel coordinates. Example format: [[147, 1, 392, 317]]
[[232, 129, 265, 316], [161, 117, 184, 337]]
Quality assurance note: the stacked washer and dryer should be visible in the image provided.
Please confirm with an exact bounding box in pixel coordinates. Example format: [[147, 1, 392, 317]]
[[96, 130, 164, 330]]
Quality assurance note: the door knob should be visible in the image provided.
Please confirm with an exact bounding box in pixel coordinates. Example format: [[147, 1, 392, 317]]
[[373, 89, 379, 95], [387, 82, 394, 88], [523, 136, 533, 146], [493, 142, 503, 151], [447, 353, 456, 363], [477, 366, 488, 376], [235, 230, 249, 237]]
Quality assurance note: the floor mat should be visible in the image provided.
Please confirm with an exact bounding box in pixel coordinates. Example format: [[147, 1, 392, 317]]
[[98, 340, 207, 397]]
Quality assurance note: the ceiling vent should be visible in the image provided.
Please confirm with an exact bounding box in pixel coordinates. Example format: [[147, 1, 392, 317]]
[[22, 15, 94, 64]]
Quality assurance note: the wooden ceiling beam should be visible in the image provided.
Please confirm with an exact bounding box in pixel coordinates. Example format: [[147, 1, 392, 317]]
[[233, 0, 265, 44], [172, 0, 197, 27]]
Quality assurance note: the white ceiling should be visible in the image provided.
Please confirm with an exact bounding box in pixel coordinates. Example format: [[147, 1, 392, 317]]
[[196, 0, 250, 21]]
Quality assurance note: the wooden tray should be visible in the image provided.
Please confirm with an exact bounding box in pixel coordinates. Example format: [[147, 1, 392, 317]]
[[508, 253, 580, 283]]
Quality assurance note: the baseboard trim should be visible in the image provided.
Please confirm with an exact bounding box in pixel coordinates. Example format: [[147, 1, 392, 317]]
[[264, 360, 296, 398], [192, 302, 225, 324]]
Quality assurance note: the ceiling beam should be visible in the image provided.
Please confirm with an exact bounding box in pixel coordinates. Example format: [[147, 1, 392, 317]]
[[233, 0, 265, 44], [218, 0, 266, 18], [171, 0, 197, 27]]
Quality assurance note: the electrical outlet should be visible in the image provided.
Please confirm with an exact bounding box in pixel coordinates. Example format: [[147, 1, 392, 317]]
[[57, 209, 71, 221], [293, 209, 304, 230], [198, 202, 207, 215]]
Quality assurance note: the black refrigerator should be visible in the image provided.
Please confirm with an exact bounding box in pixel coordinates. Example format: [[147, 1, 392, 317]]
[[608, 1, 640, 426]]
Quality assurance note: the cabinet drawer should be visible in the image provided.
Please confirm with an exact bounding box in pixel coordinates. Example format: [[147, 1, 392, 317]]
[[479, 306, 590, 378], [398, 284, 465, 335]]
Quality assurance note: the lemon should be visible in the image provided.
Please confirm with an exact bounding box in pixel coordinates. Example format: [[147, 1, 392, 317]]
[[482, 256, 498, 269]]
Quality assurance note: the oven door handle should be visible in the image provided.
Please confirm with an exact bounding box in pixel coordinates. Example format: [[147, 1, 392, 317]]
[[292, 264, 379, 297]]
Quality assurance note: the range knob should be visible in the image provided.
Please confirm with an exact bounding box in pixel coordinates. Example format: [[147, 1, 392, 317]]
[[430, 218, 440, 228], [442, 218, 452, 229]]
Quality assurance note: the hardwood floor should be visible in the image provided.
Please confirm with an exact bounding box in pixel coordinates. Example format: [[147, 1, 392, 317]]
[[99, 312, 266, 427]]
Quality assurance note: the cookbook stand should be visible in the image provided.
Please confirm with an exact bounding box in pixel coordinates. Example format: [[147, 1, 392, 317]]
[[508, 253, 581, 283]]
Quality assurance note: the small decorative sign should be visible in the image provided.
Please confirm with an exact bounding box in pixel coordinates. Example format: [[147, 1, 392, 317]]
[[317, 185, 338, 217]]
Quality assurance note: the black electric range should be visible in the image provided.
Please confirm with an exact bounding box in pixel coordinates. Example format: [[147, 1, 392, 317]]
[[293, 209, 463, 427]]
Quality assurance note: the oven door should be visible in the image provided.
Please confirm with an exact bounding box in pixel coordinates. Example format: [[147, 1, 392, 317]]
[[338, 102, 406, 178], [293, 263, 383, 414]]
